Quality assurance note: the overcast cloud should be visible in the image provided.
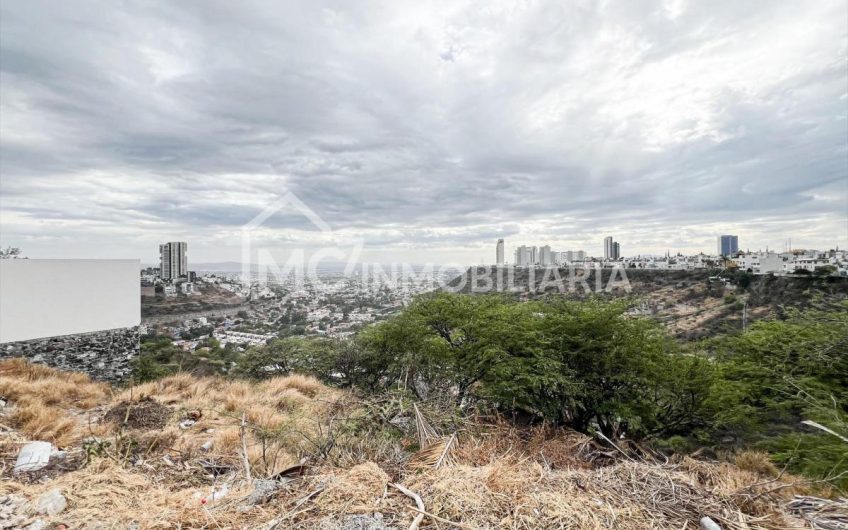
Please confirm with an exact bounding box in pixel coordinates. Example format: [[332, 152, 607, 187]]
[[1, 0, 846, 264]]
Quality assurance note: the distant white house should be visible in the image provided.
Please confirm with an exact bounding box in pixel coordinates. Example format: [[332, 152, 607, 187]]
[[783, 257, 833, 274]]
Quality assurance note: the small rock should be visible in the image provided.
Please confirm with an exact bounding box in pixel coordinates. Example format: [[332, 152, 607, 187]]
[[179, 419, 196, 429], [200, 440, 214, 452], [36, 489, 66, 516], [243, 479, 280, 507], [14, 441, 53, 474], [25, 520, 47, 530]]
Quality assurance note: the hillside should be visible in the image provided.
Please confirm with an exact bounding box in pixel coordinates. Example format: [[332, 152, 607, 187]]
[[2, 360, 845, 529], [448, 268, 848, 339], [141, 283, 247, 320]]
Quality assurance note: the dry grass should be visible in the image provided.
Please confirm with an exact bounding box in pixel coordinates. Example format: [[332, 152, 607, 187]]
[[315, 462, 391, 514], [261, 374, 325, 398], [0, 358, 108, 409], [4, 459, 266, 529], [734, 450, 780, 477], [0, 358, 109, 445], [1, 361, 813, 530], [8, 401, 79, 447]]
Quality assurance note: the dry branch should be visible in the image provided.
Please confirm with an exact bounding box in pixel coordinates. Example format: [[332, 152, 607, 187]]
[[392, 482, 425, 530]]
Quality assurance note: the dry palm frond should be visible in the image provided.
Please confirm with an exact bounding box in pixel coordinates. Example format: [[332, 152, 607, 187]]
[[410, 432, 457, 469], [413, 403, 439, 449]]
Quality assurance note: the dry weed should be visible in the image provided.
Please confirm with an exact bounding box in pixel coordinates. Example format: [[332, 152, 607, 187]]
[[734, 450, 780, 477], [316, 462, 390, 514]]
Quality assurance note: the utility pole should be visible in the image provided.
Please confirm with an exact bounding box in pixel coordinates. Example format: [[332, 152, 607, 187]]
[[742, 301, 748, 331]]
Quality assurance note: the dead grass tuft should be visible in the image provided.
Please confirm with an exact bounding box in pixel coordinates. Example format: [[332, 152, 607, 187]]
[[9, 400, 78, 446], [734, 450, 780, 477], [0, 358, 108, 409], [0, 359, 109, 445], [316, 462, 390, 514], [262, 374, 324, 398]]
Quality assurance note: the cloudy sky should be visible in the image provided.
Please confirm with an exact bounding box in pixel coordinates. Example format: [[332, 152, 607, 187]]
[[1, 0, 846, 265]]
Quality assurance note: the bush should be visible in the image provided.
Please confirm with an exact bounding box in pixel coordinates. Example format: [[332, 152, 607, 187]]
[[361, 293, 713, 439]]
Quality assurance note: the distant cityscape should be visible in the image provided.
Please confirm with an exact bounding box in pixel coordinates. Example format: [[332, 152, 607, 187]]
[[141, 241, 459, 346], [495, 235, 847, 276]]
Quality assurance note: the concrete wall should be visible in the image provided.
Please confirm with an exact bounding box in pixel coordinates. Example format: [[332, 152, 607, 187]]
[[0, 259, 140, 380], [0, 259, 140, 343]]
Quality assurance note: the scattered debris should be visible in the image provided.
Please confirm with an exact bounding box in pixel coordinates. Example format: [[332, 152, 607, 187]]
[[14, 441, 53, 474], [786, 495, 848, 530], [701, 516, 723, 530]]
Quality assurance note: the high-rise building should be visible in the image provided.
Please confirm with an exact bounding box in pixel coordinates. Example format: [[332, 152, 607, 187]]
[[159, 242, 188, 280], [718, 235, 739, 257], [604, 236, 620, 260], [514, 246, 524, 266], [540, 245, 552, 266], [514, 245, 537, 266], [496, 239, 505, 265]]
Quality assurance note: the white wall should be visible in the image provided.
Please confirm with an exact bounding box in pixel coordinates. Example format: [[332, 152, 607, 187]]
[[0, 259, 140, 343]]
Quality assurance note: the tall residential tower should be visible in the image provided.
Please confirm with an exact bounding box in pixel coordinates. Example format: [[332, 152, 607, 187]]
[[717, 235, 739, 257], [496, 239, 505, 265], [603, 236, 620, 260], [159, 242, 188, 280]]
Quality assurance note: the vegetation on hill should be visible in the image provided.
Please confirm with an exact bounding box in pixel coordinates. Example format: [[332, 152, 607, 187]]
[[132, 292, 848, 491]]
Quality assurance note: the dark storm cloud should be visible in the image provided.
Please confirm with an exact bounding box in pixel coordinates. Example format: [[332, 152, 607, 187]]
[[0, 0, 846, 261]]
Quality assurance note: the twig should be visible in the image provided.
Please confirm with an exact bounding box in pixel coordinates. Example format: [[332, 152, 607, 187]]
[[391, 482, 425, 530], [595, 431, 635, 462], [750, 470, 848, 501], [240, 411, 253, 484], [802, 420, 848, 443]]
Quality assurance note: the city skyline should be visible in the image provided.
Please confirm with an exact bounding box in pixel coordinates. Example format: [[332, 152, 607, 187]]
[[1, 1, 846, 264]]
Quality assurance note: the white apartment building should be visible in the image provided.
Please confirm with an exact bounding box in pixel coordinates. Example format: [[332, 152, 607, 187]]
[[213, 330, 275, 346], [733, 252, 787, 274]]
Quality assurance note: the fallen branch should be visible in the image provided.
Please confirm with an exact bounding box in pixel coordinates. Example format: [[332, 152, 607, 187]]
[[802, 420, 848, 443], [391, 482, 425, 530], [239, 412, 252, 484], [595, 431, 635, 462]]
